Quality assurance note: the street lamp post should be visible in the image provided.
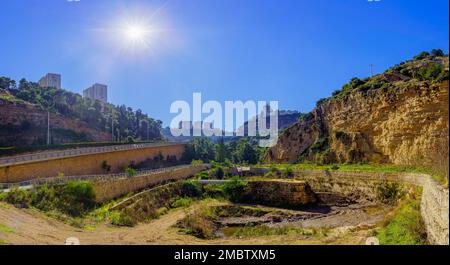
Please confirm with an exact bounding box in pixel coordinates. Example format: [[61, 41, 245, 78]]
[[111, 110, 114, 142], [147, 121, 150, 141], [47, 110, 50, 145]]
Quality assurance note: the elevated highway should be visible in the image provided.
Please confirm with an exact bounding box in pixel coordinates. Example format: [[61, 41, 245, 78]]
[[0, 142, 186, 183]]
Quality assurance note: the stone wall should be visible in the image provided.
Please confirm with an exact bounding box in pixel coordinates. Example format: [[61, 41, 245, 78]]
[[420, 177, 449, 245], [0, 144, 186, 183], [249, 168, 449, 245], [241, 180, 317, 209], [93, 164, 209, 202]]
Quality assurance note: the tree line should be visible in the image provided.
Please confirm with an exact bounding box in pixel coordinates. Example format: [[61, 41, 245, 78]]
[[181, 137, 266, 165]]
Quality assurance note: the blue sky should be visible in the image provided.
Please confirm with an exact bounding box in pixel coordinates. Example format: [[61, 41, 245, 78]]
[[0, 0, 448, 126]]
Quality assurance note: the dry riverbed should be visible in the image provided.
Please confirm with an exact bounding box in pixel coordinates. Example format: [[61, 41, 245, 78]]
[[0, 198, 389, 245]]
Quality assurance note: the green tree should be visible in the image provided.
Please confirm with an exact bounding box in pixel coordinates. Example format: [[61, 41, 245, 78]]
[[414, 51, 430, 60], [232, 139, 258, 165], [431, 49, 445, 57], [182, 138, 216, 162], [215, 137, 227, 163], [0, 77, 16, 90]]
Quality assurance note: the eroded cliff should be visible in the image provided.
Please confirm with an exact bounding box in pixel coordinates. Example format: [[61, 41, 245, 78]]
[[266, 54, 449, 166]]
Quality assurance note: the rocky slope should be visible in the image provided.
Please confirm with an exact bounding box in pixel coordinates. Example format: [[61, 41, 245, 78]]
[[266, 53, 449, 166]]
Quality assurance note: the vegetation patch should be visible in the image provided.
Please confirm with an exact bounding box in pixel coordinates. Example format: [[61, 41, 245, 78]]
[[176, 201, 219, 239], [376, 181, 404, 205], [171, 197, 194, 208], [226, 225, 327, 238], [263, 163, 432, 175], [0, 223, 15, 233], [0, 181, 96, 217], [377, 190, 426, 245], [223, 176, 247, 202]]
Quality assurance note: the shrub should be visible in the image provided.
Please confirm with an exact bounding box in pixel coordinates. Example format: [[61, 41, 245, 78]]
[[0, 181, 96, 217], [59, 181, 96, 216], [330, 165, 340, 171], [195, 171, 210, 180], [215, 166, 225, 179], [332, 89, 341, 97], [110, 211, 136, 227], [202, 184, 225, 198], [222, 159, 233, 167], [170, 197, 194, 208], [191, 159, 204, 165], [2, 188, 33, 208], [377, 181, 403, 205], [181, 180, 202, 197], [310, 137, 329, 153], [400, 68, 412, 77], [413, 51, 430, 60], [283, 167, 294, 178], [265, 166, 280, 178], [416, 63, 445, 81], [223, 176, 247, 202], [101, 160, 111, 173], [316, 98, 329, 107], [125, 167, 137, 177], [32, 184, 58, 211], [430, 48, 444, 57], [153, 152, 164, 162]]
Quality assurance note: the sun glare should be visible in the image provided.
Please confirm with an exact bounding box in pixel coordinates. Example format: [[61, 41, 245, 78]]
[[115, 21, 158, 52], [125, 24, 147, 42], [98, 6, 172, 55]]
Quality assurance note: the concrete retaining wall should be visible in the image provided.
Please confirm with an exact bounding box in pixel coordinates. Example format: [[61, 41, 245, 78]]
[[92, 164, 209, 202], [0, 144, 186, 183]]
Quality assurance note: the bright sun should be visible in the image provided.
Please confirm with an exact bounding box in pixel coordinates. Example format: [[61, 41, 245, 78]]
[[107, 15, 165, 54], [125, 24, 147, 41]]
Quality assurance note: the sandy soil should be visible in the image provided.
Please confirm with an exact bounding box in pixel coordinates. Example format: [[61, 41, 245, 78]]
[[0, 201, 375, 245]]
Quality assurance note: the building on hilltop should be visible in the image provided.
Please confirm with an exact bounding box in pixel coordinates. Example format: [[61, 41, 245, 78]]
[[83, 83, 108, 103], [38, 73, 61, 89]]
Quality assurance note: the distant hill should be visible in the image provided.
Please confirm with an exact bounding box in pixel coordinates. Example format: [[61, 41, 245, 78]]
[[0, 78, 162, 147], [161, 109, 302, 142], [240, 109, 303, 136]]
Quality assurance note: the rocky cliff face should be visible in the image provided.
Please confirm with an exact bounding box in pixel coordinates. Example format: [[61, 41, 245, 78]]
[[266, 55, 449, 166], [0, 100, 111, 146]]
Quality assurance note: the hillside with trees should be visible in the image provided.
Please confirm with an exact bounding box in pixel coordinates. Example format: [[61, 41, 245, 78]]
[[0, 78, 162, 147]]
